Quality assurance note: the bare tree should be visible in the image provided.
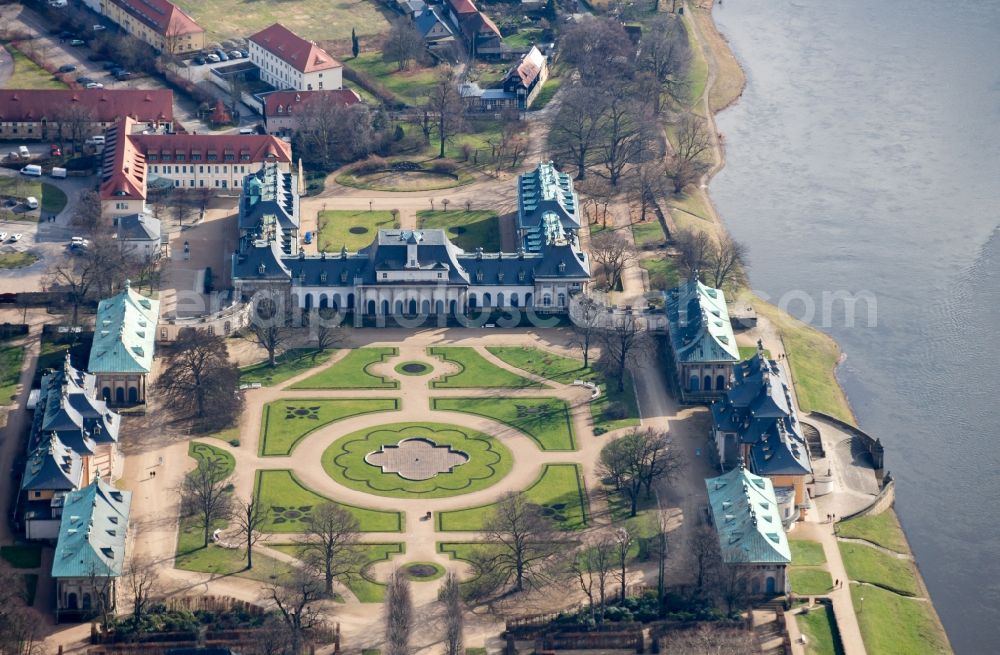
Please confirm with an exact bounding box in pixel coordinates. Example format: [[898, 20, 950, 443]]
[[384, 569, 413, 655], [180, 457, 233, 548], [548, 86, 606, 180], [295, 102, 374, 169], [638, 14, 692, 113], [673, 228, 713, 278], [706, 232, 748, 289], [301, 502, 363, 596], [383, 17, 425, 71], [44, 255, 97, 325], [156, 328, 243, 430], [244, 296, 291, 367], [597, 90, 651, 187], [599, 429, 682, 516], [661, 624, 755, 654], [651, 511, 670, 602], [309, 308, 347, 354], [54, 103, 97, 154], [171, 191, 197, 227], [442, 572, 464, 655], [665, 114, 713, 193], [560, 17, 636, 84], [425, 67, 464, 158], [600, 311, 651, 393], [589, 232, 636, 291], [72, 190, 104, 235], [0, 562, 42, 654], [236, 497, 269, 570], [264, 569, 327, 655], [568, 293, 604, 368], [614, 525, 635, 601], [569, 537, 615, 623], [477, 492, 563, 593], [691, 525, 720, 593], [122, 555, 160, 630], [719, 563, 752, 613]]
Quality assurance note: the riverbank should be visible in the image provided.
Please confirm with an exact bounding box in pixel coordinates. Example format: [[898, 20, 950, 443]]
[[685, 1, 952, 652]]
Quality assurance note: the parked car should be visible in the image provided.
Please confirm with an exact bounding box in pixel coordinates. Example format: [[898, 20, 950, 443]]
[[238, 49, 249, 58], [18, 145, 30, 158], [76, 75, 93, 84], [206, 54, 220, 63], [84, 82, 104, 89], [193, 56, 206, 65], [10, 233, 22, 242], [229, 50, 242, 59], [114, 71, 134, 80], [0, 233, 7, 241], [303, 231, 313, 245], [86, 135, 106, 146], [93, 25, 106, 31], [215, 50, 229, 61], [57, 64, 76, 73], [69, 39, 86, 47], [21, 165, 42, 177], [51, 167, 67, 178], [50, 144, 61, 156], [24, 198, 38, 210]]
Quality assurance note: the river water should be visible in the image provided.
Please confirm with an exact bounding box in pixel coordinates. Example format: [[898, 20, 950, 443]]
[[710, 0, 1000, 651]]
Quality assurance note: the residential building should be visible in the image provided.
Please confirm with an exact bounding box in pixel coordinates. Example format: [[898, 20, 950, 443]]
[[414, 8, 455, 49], [459, 82, 519, 114], [0, 89, 173, 141], [87, 281, 160, 405], [238, 163, 300, 255], [502, 46, 548, 109], [711, 343, 813, 524], [262, 89, 361, 137], [100, 118, 148, 220], [705, 465, 790, 596], [81, 0, 205, 54], [444, 0, 503, 57], [116, 212, 162, 258], [397, 0, 427, 16], [516, 162, 581, 252], [249, 24, 343, 92], [664, 276, 740, 402], [52, 479, 131, 620]]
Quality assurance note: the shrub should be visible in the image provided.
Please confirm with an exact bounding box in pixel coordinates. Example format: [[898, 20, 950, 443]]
[[228, 438, 240, 447], [602, 401, 627, 421], [394, 125, 405, 141], [354, 155, 387, 174], [460, 144, 473, 162], [429, 159, 457, 175]]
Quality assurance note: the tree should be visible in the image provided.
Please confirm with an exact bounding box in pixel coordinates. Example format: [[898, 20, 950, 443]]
[[244, 296, 290, 367], [600, 311, 651, 392], [661, 625, 755, 654], [156, 328, 242, 429], [597, 89, 651, 187], [425, 67, 464, 159], [559, 16, 635, 83], [569, 537, 615, 624], [691, 525, 720, 593], [54, 102, 97, 153], [599, 429, 681, 516], [383, 17, 424, 71], [719, 563, 752, 613], [180, 456, 233, 548], [476, 492, 563, 593], [548, 86, 606, 180], [384, 569, 413, 655], [442, 572, 464, 655], [310, 308, 347, 354], [264, 569, 327, 655], [706, 231, 748, 289], [568, 293, 604, 368], [666, 114, 712, 193], [236, 497, 269, 570], [651, 511, 670, 603], [122, 555, 160, 630], [673, 228, 713, 278], [0, 562, 41, 654], [72, 189, 104, 235], [44, 254, 97, 325], [352, 28, 360, 58], [614, 525, 635, 601], [301, 502, 363, 596], [638, 14, 692, 113], [630, 160, 670, 225], [172, 191, 197, 227], [589, 232, 636, 291], [295, 102, 374, 169]]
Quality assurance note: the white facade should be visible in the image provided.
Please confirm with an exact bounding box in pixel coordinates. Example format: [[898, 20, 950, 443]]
[[249, 41, 343, 92], [147, 161, 290, 191]]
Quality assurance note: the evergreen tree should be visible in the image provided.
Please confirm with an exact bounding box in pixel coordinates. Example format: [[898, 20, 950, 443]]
[[351, 28, 360, 58]]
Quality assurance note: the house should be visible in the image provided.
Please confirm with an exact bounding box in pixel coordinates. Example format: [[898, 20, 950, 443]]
[[249, 23, 343, 92], [99, 118, 148, 221], [51, 479, 131, 620], [262, 89, 361, 137], [705, 465, 790, 596], [232, 229, 591, 315], [444, 0, 503, 57], [414, 8, 456, 49], [502, 46, 548, 109], [21, 355, 121, 539], [116, 213, 162, 258], [239, 163, 300, 255], [459, 82, 519, 114], [0, 89, 173, 142], [710, 343, 812, 524], [516, 162, 581, 252], [398, 0, 427, 16], [81, 0, 205, 54], [88, 281, 160, 405], [664, 276, 740, 402]]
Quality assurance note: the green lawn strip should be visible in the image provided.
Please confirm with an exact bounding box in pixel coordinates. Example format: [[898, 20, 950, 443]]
[[850, 585, 951, 655], [632, 220, 666, 247], [4, 45, 66, 90], [531, 77, 561, 110], [0, 253, 39, 270], [195, 426, 241, 446], [839, 542, 920, 597], [437, 464, 589, 531], [322, 422, 512, 498], [415, 210, 500, 251], [836, 512, 909, 554], [291, 347, 399, 390], [640, 257, 680, 291], [0, 344, 25, 403], [239, 348, 336, 387], [429, 347, 542, 389], [346, 52, 438, 106], [0, 544, 41, 569], [188, 441, 235, 477], [271, 542, 404, 603], [254, 469, 402, 533], [431, 397, 576, 451], [790, 539, 827, 566], [796, 603, 844, 655], [259, 398, 400, 456], [591, 371, 641, 433], [738, 345, 773, 361], [790, 568, 834, 595], [317, 210, 399, 252]]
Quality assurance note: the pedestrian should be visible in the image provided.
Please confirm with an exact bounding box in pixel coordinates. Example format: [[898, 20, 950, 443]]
[[834, 579, 838, 589]]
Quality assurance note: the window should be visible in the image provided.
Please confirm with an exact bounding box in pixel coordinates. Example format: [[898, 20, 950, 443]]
[[214, 180, 219, 187], [189, 180, 194, 187], [199, 165, 204, 173]]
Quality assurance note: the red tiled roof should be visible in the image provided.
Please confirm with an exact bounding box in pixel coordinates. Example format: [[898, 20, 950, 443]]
[[249, 23, 341, 74], [513, 46, 546, 87], [129, 132, 293, 163], [0, 89, 174, 124], [447, 0, 501, 39], [447, 0, 478, 14], [263, 89, 361, 117], [109, 0, 203, 38], [101, 117, 148, 202]]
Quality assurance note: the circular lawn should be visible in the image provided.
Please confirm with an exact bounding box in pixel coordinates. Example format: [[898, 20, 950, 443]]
[[402, 562, 445, 581]]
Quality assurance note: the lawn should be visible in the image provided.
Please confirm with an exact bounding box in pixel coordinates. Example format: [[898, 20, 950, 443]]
[[836, 511, 909, 553], [789, 568, 833, 595], [503, 28, 544, 49], [189, 441, 235, 477], [632, 220, 667, 247], [317, 210, 399, 252], [322, 422, 512, 498], [0, 544, 41, 569], [796, 604, 843, 655], [291, 347, 399, 390], [0, 344, 24, 404], [271, 542, 404, 602], [0, 253, 39, 270], [34, 335, 93, 386], [437, 464, 588, 531], [254, 469, 402, 533], [259, 398, 400, 456], [738, 345, 773, 361], [640, 257, 680, 291], [429, 347, 541, 389], [431, 397, 576, 451], [346, 52, 439, 106], [839, 542, 920, 597], [239, 348, 337, 387], [0, 178, 68, 215], [415, 210, 501, 252], [4, 45, 66, 90], [171, 0, 389, 42], [851, 585, 951, 655], [790, 539, 827, 566], [531, 77, 561, 110]]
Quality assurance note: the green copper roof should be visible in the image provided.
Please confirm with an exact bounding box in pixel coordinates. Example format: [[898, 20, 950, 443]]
[[88, 282, 159, 374], [705, 466, 791, 564], [51, 479, 131, 578], [665, 277, 740, 363]]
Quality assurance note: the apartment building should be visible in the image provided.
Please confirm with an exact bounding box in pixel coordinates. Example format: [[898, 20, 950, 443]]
[[249, 23, 343, 91]]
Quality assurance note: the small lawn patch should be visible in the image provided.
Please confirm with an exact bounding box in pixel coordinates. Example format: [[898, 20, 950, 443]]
[[836, 511, 909, 553], [0, 544, 42, 569], [346, 52, 438, 106], [429, 347, 541, 389], [254, 470, 402, 533], [739, 345, 773, 361], [189, 441, 235, 478], [640, 257, 680, 291], [291, 347, 399, 390], [259, 398, 399, 456], [531, 77, 561, 110], [437, 464, 588, 531], [272, 542, 404, 603], [0, 344, 25, 403], [632, 220, 666, 247], [790, 539, 827, 566], [415, 210, 500, 251], [432, 397, 575, 451], [840, 542, 920, 597], [851, 585, 951, 655], [239, 348, 336, 387], [317, 210, 399, 252], [797, 603, 844, 655], [0, 253, 39, 270], [41, 184, 68, 214], [790, 568, 834, 595], [503, 28, 543, 49], [4, 45, 66, 89]]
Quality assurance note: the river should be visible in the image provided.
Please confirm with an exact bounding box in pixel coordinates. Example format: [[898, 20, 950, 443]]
[[709, 0, 1000, 651]]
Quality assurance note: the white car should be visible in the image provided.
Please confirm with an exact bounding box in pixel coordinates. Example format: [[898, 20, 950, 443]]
[[11, 234, 21, 242], [84, 82, 104, 89], [0, 232, 7, 241]]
